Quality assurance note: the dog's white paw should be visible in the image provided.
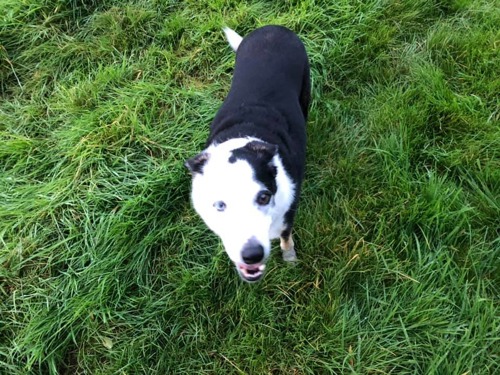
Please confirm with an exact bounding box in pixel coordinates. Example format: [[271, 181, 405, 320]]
[[282, 248, 297, 262]]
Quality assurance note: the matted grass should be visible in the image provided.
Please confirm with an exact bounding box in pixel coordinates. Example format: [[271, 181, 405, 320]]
[[1, 0, 498, 374]]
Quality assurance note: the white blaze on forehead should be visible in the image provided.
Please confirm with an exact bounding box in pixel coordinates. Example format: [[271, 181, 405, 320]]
[[194, 138, 262, 201], [194, 153, 259, 206]]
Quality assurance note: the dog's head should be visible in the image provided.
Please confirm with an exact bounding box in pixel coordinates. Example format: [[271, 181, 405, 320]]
[[186, 138, 292, 282]]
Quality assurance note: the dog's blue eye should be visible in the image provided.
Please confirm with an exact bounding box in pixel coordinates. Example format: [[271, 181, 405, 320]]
[[213, 201, 226, 211], [256, 191, 272, 206]]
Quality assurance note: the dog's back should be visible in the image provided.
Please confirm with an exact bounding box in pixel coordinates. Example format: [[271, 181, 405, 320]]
[[208, 25, 310, 185], [225, 25, 310, 121]]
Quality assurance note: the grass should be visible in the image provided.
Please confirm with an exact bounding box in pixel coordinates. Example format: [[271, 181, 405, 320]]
[[1, 0, 499, 373]]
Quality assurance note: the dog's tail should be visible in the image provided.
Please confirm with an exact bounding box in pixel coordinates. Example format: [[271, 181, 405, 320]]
[[223, 27, 243, 52]]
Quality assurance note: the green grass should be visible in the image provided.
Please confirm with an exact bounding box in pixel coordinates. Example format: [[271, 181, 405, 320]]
[[1, 0, 499, 373]]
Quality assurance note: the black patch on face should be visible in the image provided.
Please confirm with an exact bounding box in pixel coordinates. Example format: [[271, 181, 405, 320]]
[[229, 141, 278, 194]]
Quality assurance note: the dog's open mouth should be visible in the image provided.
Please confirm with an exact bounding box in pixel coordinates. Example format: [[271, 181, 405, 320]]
[[237, 263, 266, 282]]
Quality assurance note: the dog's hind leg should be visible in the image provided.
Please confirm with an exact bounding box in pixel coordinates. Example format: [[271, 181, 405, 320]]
[[280, 229, 297, 262]]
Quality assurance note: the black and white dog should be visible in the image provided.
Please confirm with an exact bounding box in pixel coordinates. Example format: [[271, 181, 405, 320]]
[[185, 25, 310, 282]]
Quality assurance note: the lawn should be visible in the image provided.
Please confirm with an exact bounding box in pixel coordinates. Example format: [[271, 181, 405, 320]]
[[1, 0, 499, 373]]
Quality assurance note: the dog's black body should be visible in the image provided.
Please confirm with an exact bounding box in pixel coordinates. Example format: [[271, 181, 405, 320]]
[[207, 25, 310, 235]]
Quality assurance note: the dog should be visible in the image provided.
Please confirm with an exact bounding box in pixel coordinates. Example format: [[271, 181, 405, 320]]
[[185, 25, 310, 282]]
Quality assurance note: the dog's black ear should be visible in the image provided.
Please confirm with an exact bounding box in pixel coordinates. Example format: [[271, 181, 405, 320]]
[[245, 141, 278, 162], [185, 152, 209, 175]]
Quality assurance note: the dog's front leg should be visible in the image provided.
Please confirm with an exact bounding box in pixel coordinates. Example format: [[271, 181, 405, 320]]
[[280, 230, 297, 262]]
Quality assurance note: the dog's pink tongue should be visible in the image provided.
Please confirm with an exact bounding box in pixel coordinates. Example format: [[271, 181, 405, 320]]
[[239, 264, 260, 271]]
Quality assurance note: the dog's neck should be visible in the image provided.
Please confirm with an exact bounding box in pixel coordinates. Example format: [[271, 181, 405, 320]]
[[207, 103, 289, 147]]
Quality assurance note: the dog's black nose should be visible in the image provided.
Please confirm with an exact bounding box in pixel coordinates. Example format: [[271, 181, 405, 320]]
[[242, 241, 264, 264]]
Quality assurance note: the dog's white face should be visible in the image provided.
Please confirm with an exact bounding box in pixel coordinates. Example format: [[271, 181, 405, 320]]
[[186, 138, 295, 282]]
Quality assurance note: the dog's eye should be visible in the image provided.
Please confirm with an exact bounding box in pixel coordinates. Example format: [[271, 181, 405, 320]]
[[213, 201, 226, 212], [256, 191, 272, 206]]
